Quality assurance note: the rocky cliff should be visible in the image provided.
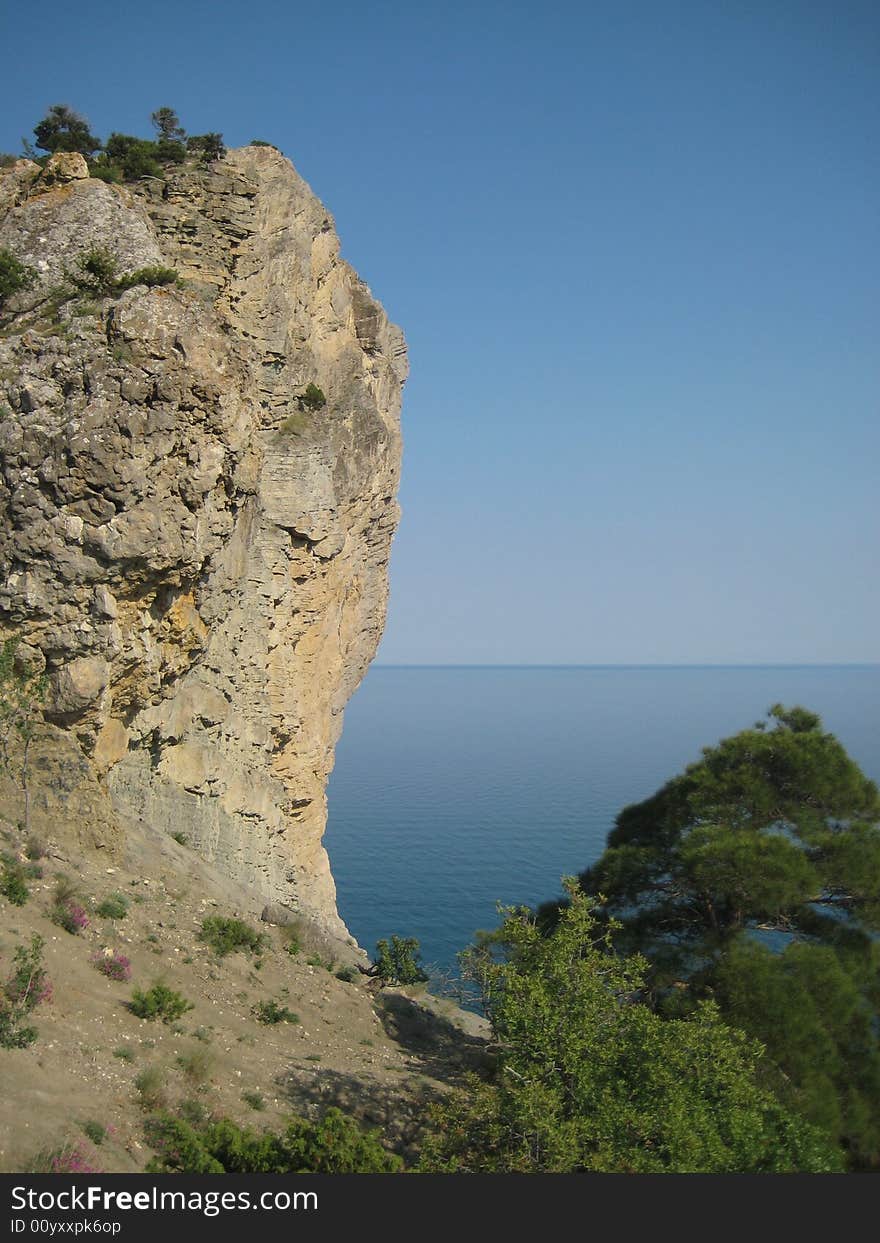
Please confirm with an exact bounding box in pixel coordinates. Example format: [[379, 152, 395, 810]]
[[0, 148, 406, 939]]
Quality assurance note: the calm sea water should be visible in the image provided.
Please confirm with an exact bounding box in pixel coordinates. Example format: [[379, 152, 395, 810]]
[[324, 666, 880, 977]]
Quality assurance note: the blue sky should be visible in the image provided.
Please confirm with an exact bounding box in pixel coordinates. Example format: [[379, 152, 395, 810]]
[[3, 1, 877, 663]]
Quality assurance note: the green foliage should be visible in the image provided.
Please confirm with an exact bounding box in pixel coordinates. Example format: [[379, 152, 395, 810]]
[[170, 831, 189, 846], [249, 140, 277, 149], [372, 935, 428, 985], [68, 247, 119, 295], [198, 916, 266, 958], [299, 382, 326, 411], [186, 133, 226, 162], [0, 860, 29, 906], [80, 1120, 107, 1146], [0, 934, 51, 1049], [145, 1107, 401, 1173], [577, 705, 880, 1169], [113, 1045, 135, 1062], [100, 133, 163, 181], [251, 999, 299, 1025], [0, 249, 36, 310], [151, 108, 186, 144], [420, 884, 841, 1173], [128, 982, 194, 1024], [33, 105, 100, 157], [115, 265, 179, 291], [96, 892, 129, 920], [242, 1091, 266, 1111]]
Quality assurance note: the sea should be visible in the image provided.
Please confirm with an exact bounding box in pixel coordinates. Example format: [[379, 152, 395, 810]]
[[324, 666, 880, 980]]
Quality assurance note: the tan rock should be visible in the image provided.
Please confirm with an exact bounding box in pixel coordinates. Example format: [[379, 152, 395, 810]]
[[0, 147, 406, 939]]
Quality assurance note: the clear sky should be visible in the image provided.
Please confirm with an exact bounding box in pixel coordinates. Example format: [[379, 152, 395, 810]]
[[3, 1, 877, 664]]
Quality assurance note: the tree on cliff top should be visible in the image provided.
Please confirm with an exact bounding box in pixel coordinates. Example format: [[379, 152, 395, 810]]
[[33, 105, 100, 157]]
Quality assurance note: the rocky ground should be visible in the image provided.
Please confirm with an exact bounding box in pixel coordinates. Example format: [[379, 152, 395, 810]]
[[0, 807, 489, 1173]]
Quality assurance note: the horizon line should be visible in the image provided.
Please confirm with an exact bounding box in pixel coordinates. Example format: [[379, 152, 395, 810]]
[[372, 662, 880, 670]]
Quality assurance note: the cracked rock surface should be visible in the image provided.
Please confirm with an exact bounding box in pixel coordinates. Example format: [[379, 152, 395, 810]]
[[0, 147, 407, 938]]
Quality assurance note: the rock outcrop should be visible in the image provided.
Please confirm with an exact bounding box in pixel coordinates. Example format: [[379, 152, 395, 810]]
[[0, 147, 406, 939]]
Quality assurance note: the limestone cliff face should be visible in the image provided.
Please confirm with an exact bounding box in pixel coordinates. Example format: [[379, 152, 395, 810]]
[[0, 149, 406, 937]]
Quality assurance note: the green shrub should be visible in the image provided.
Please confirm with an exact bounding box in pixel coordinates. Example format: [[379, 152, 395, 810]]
[[199, 916, 266, 958], [101, 133, 162, 180], [0, 249, 36, 310], [170, 831, 188, 846], [186, 133, 225, 162], [96, 892, 129, 920], [299, 382, 326, 411], [68, 247, 119, 295], [242, 1091, 266, 1111], [280, 926, 300, 956], [113, 1045, 135, 1062], [249, 140, 277, 149], [24, 837, 46, 861], [372, 935, 428, 985], [145, 1107, 401, 1173], [335, 965, 360, 983], [116, 266, 179, 291], [252, 999, 298, 1026], [0, 934, 51, 1048], [0, 861, 29, 906], [128, 982, 194, 1024], [80, 1120, 107, 1146]]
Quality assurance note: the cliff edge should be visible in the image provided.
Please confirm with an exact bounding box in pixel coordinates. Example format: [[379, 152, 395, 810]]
[[0, 148, 407, 940]]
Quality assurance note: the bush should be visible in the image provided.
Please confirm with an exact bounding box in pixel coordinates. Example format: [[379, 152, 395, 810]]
[[186, 133, 225, 162], [52, 899, 89, 935], [199, 916, 266, 958], [299, 382, 326, 411], [242, 1091, 266, 1111], [96, 893, 129, 920], [24, 837, 46, 861], [372, 935, 428, 985], [128, 982, 193, 1024], [115, 266, 179, 291], [0, 248, 36, 310], [52, 899, 89, 934], [0, 861, 29, 906], [0, 934, 51, 1048], [145, 1107, 401, 1173], [91, 950, 132, 982], [68, 246, 119, 295], [252, 999, 298, 1026], [80, 1121, 107, 1146], [280, 926, 300, 956]]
